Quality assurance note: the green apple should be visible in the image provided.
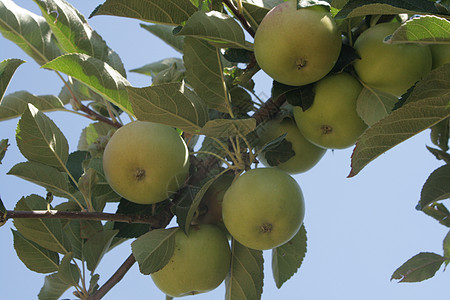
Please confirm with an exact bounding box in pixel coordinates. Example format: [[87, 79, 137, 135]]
[[253, 0, 342, 86], [257, 117, 326, 174], [102, 121, 190, 205], [151, 225, 231, 297], [293, 73, 367, 149], [430, 44, 450, 69], [222, 168, 305, 250], [353, 22, 432, 96]]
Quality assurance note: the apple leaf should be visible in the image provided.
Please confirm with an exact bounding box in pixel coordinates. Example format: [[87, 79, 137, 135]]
[[12, 229, 60, 274], [127, 82, 208, 133], [13, 195, 72, 254], [335, 0, 442, 19], [391, 252, 446, 282], [140, 24, 184, 53], [131, 228, 177, 275], [242, 0, 283, 25], [356, 87, 398, 126], [260, 134, 295, 167], [426, 145, 450, 164], [0, 138, 9, 164], [272, 225, 307, 288], [183, 37, 232, 113], [417, 164, 450, 210], [200, 118, 257, 138], [130, 58, 185, 77], [38, 272, 72, 300], [422, 203, 450, 227], [176, 11, 251, 50], [90, 0, 197, 26], [57, 253, 80, 286], [0, 0, 62, 66], [63, 220, 83, 260], [444, 230, 450, 264], [430, 119, 449, 152], [386, 15, 450, 44], [43, 53, 132, 115], [297, 0, 330, 9], [88, 273, 100, 295], [83, 229, 118, 272], [77, 122, 114, 152], [0, 58, 25, 100], [225, 239, 264, 300], [112, 199, 155, 238], [34, 0, 126, 76]]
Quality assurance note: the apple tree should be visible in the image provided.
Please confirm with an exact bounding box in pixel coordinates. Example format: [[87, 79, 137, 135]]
[[0, 0, 449, 299]]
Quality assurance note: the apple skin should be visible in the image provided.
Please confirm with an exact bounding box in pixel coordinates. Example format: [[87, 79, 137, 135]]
[[353, 22, 432, 96], [253, 1, 342, 86], [151, 225, 231, 297], [102, 121, 190, 205], [430, 44, 450, 69], [293, 73, 367, 149], [257, 117, 326, 174], [222, 168, 305, 250]]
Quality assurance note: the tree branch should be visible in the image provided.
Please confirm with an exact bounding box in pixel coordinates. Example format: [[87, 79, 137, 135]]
[[223, 0, 256, 38]]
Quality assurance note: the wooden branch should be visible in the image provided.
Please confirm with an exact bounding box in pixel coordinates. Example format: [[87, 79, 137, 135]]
[[223, 0, 256, 38]]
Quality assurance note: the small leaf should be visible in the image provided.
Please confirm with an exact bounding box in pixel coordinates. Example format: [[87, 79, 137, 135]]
[[242, 1, 282, 25], [63, 220, 83, 260], [391, 252, 445, 282], [0, 58, 25, 101], [225, 239, 264, 300], [430, 118, 449, 152], [131, 228, 177, 274], [88, 274, 100, 294], [151, 62, 186, 85], [140, 24, 184, 53], [261, 134, 295, 167], [0, 138, 9, 164], [272, 225, 307, 288], [444, 230, 450, 263], [16, 104, 69, 170], [422, 203, 450, 227], [386, 16, 450, 44], [58, 253, 80, 286], [356, 87, 398, 126], [417, 164, 450, 209], [112, 199, 154, 238], [78, 122, 114, 152], [130, 58, 184, 77], [66, 151, 90, 189], [273, 82, 314, 111], [200, 118, 256, 138], [38, 273, 72, 300], [83, 229, 118, 272], [426, 145, 450, 164], [12, 229, 60, 274], [78, 168, 98, 208]]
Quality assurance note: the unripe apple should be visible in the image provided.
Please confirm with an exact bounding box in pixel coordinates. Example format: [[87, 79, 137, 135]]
[[253, 1, 342, 86]]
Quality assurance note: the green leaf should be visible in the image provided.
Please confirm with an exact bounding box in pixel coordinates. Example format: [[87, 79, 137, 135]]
[[12, 229, 60, 274], [0, 58, 25, 101], [427, 145, 450, 164], [430, 118, 449, 152], [0, 91, 65, 121], [90, 0, 197, 26], [260, 134, 295, 167], [83, 229, 118, 272], [242, 0, 283, 25], [422, 203, 450, 227], [417, 164, 450, 209], [391, 252, 446, 282], [272, 225, 307, 288], [444, 230, 450, 263], [34, 0, 126, 76], [13, 195, 72, 254], [0, 0, 62, 66], [58, 78, 102, 104], [183, 37, 232, 113], [176, 11, 251, 50], [112, 199, 155, 238], [127, 82, 208, 133], [225, 239, 264, 300], [58, 253, 80, 286], [386, 16, 450, 44], [43, 53, 132, 115], [63, 220, 83, 260], [88, 273, 100, 294], [140, 24, 184, 53], [38, 272, 72, 300], [78, 168, 98, 207], [200, 118, 257, 138], [0, 138, 9, 164], [356, 87, 398, 126], [349, 94, 450, 178], [131, 228, 177, 274], [151, 62, 186, 85], [66, 151, 90, 188], [335, 0, 442, 19], [78, 122, 114, 151], [130, 58, 184, 77]]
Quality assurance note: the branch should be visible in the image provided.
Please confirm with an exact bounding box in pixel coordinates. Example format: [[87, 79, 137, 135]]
[[223, 0, 256, 38], [78, 104, 122, 128], [252, 95, 287, 125]]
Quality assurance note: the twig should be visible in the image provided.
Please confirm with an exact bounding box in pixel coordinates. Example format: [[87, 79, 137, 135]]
[[223, 0, 256, 38], [252, 95, 287, 124]]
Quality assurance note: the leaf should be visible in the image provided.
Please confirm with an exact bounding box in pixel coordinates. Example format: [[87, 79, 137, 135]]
[[356, 87, 398, 126], [38, 273, 72, 300], [78, 122, 114, 151], [272, 225, 307, 288], [83, 229, 118, 272], [386, 16, 450, 44], [12, 229, 60, 274], [90, 0, 197, 26], [140, 24, 184, 53], [131, 228, 177, 274], [430, 118, 449, 152], [335, 0, 442, 19], [427, 145, 450, 164], [0, 0, 62, 66], [200, 118, 257, 138], [66, 151, 90, 189], [349, 96, 450, 177], [0, 91, 65, 121], [130, 58, 184, 77], [391, 252, 446, 282], [151, 62, 186, 85], [422, 203, 450, 227], [34, 0, 126, 76], [444, 230, 450, 262], [0, 58, 25, 101], [13, 195, 72, 254], [183, 37, 231, 113], [63, 220, 83, 260], [88, 274, 100, 294], [58, 253, 79, 286], [176, 11, 250, 50], [297, 0, 330, 9], [0, 138, 9, 164], [225, 239, 264, 300], [127, 81, 208, 133], [112, 199, 155, 238], [242, 0, 283, 24], [43, 53, 132, 115], [417, 164, 450, 209], [260, 134, 295, 167]]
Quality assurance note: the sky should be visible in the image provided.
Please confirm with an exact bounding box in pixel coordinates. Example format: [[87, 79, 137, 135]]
[[0, 1, 448, 299]]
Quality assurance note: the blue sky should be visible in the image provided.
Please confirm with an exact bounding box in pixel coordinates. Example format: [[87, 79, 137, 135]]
[[0, 1, 448, 299]]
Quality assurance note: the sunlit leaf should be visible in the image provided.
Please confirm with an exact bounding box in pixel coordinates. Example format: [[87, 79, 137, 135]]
[[200, 118, 257, 138], [356, 87, 398, 126], [0, 138, 9, 164], [391, 252, 445, 282], [77, 122, 114, 151], [444, 230, 450, 264], [130, 58, 184, 77], [386, 16, 450, 44], [0, 58, 25, 101]]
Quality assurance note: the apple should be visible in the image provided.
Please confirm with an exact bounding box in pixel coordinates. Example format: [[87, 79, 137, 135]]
[[102, 121, 190, 205], [151, 224, 231, 297], [222, 168, 305, 250], [353, 22, 432, 96], [257, 117, 326, 174], [293, 73, 367, 149], [253, 1, 342, 86], [429, 44, 450, 69]]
